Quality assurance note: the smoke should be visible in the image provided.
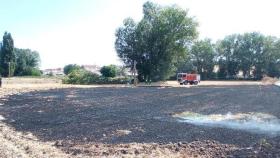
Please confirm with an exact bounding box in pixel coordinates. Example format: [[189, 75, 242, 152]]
[[174, 111, 280, 136], [0, 115, 5, 121]]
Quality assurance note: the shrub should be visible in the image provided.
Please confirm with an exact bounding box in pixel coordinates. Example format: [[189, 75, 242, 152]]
[[62, 69, 99, 84], [22, 67, 41, 76], [62, 68, 129, 85], [100, 65, 118, 78], [79, 71, 100, 84], [63, 69, 82, 84], [63, 64, 81, 75]]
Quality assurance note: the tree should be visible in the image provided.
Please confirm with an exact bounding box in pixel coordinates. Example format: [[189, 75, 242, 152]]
[[63, 64, 81, 75], [115, 18, 137, 69], [115, 1, 198, 81], [216, 32, 280, 79], [100, 65, 118, 78], [176, 54, 195, 73], [14, 48, 41, 76], [189, 39, 216, 79], [216, 34, 240, 79], [0, 32, 15, 77], [263, 36, 280, 77], [238, 32, 265, 79]]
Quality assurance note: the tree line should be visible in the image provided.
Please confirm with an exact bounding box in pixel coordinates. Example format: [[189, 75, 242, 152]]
[[115, 1, 280, 81], [178, 34, 280, 80], [0, 32, 41, 77]]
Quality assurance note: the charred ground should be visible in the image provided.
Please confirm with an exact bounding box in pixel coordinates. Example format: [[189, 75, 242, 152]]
[[1, 85, 280, 150]]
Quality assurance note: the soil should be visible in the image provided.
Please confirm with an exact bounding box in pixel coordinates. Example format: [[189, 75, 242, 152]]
[[0, 78, 279, 157]]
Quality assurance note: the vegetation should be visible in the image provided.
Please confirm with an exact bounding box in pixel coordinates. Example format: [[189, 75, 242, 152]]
[[0, 32, 41, 77], [115, 2, 198, 81], [179, 39, 216, 80], [216, 32, 280, 79], [1, 2, 280, 82], [14, 48, 41, 76], [115, 2, 280, 81], [62, 69, 99, 84], [100, 65, 118, 78], [62, 67, 129, 84], [0, 32, 15, 77], [177, 33, 280, 80], [21, 67, 42, 76], [63, 64, 81, 75]]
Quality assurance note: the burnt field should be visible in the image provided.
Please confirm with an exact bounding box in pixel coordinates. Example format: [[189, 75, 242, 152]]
[[1, 85, 280, 157]]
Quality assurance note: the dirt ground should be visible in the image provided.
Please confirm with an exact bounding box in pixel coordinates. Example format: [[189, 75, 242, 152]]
[[0, 78, 280, 157]]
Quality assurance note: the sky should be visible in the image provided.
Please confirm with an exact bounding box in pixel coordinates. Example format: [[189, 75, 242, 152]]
[[0, 0, 280, 69]]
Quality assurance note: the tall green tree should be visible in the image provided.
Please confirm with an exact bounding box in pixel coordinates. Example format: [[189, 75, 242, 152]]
[[234, 32, 265, 78], [263, 37, 280, 77], [244, 33, 266, 79], [216, 34, 240, 79], [14, 48, 41, 76], [216, 32, 280, 79], [115, 18, 138, 69], [176, 55, 196, 74], [115, 1, 198, 81], [190, 39, 216, 79], [0, 32, 15, 77]]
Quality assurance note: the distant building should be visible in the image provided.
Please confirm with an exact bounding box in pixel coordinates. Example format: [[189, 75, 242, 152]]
[[43, 68, 64, 76], [81, 64, 101, 74]]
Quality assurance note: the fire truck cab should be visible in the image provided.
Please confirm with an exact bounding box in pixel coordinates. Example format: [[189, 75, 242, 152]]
[[177, 73, 200, 85]]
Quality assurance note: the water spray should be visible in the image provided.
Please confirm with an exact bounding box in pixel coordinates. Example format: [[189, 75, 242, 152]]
[[174, 111, 280, 136]]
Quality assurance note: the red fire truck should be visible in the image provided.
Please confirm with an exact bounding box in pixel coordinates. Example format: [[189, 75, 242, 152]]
[[177, 73, 201, 85]]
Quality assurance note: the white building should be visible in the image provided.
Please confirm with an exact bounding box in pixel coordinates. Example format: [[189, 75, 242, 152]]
[[82, 65, 101, 75], [43, 68, 64, 76]]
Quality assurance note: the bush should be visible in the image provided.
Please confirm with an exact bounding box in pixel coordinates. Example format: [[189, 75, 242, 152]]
[[62, 69, 129, 84], [100, 65, 118, 78], [62, 69, 82, 84], [22, 67, 41, 76], [63, 64, 81, 75], [79, 71, 100, 84], [62, 69, 100, 84]]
